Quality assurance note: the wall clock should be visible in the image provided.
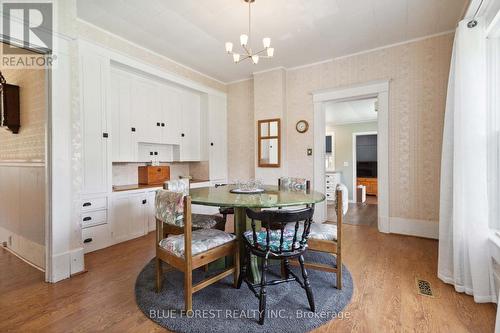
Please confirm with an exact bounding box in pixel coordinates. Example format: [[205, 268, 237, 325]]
[[296, 120, 309, 133]]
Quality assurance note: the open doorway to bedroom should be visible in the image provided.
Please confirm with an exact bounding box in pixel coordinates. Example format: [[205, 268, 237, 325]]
[[324, 98, 378, 227]]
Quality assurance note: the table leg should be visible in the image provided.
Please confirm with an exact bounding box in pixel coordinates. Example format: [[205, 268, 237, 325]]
[[234, 207, 260, 283]]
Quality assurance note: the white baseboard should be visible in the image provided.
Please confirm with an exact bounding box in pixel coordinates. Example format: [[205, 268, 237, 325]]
[[70, 247, 85, 275], [49, 247, 86, 283], [0, 226, 45, 269], [389, 217, 438, 239]]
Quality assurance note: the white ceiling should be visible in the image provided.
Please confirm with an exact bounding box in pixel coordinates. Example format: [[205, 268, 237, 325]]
[[76, 0, 467, 83], [325, 98, 378, 126]]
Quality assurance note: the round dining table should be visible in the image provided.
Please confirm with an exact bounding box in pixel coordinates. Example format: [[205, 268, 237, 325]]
[[189, 184, 326, 282]]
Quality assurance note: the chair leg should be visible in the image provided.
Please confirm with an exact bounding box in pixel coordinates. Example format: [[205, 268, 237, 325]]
[[283, 258, 291, 279], [237, 246, 248, 289], [258, 257, 268, 325], [155, 257, 163, 293], [184, 270, 193, 312], [233, 244, 240, 288], [336, 254, 342, 290], [298, 255, 315, 312]]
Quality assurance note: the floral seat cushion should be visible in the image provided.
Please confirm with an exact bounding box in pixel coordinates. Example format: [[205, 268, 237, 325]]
[[191, 214, 226, 230], [243, 229, 303, 252], [285, 222, 337, 241], [279, 177, 308, 191], [159, 229, 236, 258]]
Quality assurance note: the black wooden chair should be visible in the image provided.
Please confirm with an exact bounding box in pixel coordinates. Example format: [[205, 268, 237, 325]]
[[237, 207, 315, 325]]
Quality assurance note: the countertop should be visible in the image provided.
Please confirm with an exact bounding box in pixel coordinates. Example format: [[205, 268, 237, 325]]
[[112, 179, 210, 192]]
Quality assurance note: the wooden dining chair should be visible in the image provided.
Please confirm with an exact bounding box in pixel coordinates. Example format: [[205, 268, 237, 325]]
[[237, 207, 316, 325], [286, 184, 346, 289], [162, 179, 226, 238], [155, 190, 239, 312]]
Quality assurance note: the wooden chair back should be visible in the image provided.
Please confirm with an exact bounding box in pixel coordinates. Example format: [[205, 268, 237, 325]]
[[246, 207, 314, 255]]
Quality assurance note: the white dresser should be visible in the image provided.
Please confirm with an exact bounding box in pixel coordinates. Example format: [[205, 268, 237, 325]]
[[325, 172, 341, 202]]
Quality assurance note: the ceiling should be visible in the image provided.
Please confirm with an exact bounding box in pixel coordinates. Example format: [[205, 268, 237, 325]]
[[76, 0, 467, 83], [325, 98, 378, 126]]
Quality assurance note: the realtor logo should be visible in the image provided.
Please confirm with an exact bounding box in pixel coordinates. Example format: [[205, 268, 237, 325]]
[[2, 2, 53, 54]]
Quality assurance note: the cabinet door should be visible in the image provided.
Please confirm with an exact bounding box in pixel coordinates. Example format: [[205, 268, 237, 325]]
[[208, 94, 228, 181], [80, 50, 109, 195], [146, 191, 157, 232], [129, 194, 148, 238], [134, 79, 161, 144], [110, 196, 131, 243], [161, 87, 181, 145], [179, 91, 201, 161], [110, 70, 136, 162]]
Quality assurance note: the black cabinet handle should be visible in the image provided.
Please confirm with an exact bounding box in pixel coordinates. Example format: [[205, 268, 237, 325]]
[[161, 123, 165, 127], [83, 202, 91, 207], [154, 152, 158, 156], [103, 133, 109, 138], [156, 122, 160, 126], [83, 216, 92, 221], [84, 238, 93, 244], [181, 133, 185, 137], [142, 199, 147, 204], [210, 142, 214, 146], [150, 152, 153, 156], [131, 127, 136, 132]]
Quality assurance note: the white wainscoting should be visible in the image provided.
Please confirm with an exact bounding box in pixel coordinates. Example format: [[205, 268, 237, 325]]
[[0, 163, 46, 269]]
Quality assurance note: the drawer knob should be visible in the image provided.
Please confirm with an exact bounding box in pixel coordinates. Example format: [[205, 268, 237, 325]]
[[83, 238, 93, 244], [83, 216, 92, 221], [83, 202, 91, 207]]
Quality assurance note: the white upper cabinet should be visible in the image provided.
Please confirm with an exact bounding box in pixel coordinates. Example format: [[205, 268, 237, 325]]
[[134, 78, 162, 144], [80, 47, 109, 195], [110, 69, 137, 162], [208, 94, 228, 181], [174, 90, 201, 161], [160, 86, 181, 145]]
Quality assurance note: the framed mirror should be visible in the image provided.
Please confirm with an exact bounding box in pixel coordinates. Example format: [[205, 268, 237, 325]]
[[258, 118, 281, 167]]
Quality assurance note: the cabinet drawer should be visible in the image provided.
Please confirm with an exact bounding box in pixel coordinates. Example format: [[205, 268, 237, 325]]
[[81, 210, 107, 228], [81, 197, 107, 212], [82, 223, 110, 253]]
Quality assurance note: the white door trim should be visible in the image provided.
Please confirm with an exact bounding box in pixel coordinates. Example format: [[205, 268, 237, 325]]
[[352, 131, 378, 203], [312, 80, 390, 233]]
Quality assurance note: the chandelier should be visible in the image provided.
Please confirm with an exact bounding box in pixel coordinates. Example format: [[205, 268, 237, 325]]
[[225, 0, 274, 64]]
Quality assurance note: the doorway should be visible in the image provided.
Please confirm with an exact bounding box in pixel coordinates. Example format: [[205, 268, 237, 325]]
[[312, 80, 389, 233]]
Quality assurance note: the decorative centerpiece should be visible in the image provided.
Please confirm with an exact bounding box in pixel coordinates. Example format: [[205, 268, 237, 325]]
[[230, 179, 264, 194]]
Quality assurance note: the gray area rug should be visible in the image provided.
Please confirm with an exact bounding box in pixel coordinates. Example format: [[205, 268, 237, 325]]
[[135, 251, 353, 333]]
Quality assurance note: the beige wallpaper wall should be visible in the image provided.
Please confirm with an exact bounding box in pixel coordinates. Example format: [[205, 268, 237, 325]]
[[227, 79, 255, 181], [77, 20, 226, 93], [0, 49, 46, 161], [227, 33, 453, 223]]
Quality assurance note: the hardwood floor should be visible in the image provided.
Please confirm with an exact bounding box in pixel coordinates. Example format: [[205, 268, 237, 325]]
[[328, 202, 378, 226], [0, 223, 496, 332]]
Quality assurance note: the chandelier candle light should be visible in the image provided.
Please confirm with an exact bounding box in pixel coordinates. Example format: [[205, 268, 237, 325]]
[[225, 0, 274, 64]]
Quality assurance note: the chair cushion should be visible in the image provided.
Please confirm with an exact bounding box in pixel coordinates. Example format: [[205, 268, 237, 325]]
[[285, 222, 337, 241], [191, 214, 226, 230], [243, 229, 303, 252], [159, 229, 236, 258]]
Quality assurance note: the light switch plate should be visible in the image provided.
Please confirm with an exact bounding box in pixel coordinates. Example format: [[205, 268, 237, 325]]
[[343, 162, 349, 167]]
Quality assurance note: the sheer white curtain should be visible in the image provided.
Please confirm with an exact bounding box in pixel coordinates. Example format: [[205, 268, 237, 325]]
[[438, 19, 495, 303]]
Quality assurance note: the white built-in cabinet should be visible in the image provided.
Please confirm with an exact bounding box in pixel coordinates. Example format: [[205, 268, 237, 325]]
[[174, 91, 201, 161], [208, 94, 228, 181], [79, 40, 228, 254], [80, 48, 109, 195]]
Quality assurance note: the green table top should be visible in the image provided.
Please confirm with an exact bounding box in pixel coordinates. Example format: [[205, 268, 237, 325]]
[[189, 185, 325, 208]]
